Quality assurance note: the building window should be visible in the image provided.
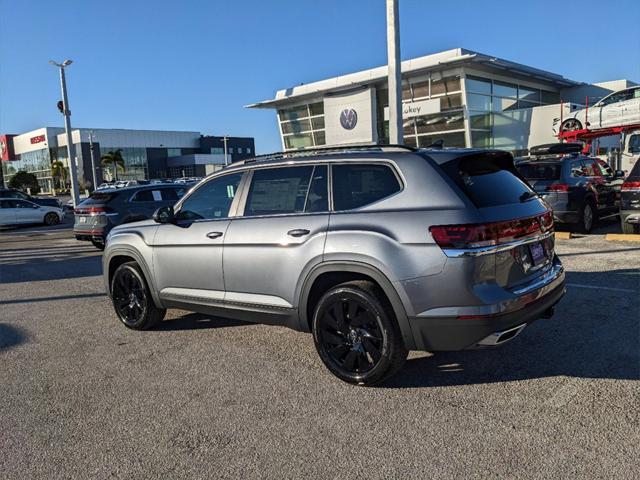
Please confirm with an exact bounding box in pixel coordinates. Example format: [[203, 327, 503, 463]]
[[211, 147, 223, 154], [167, 148, 182, 157], [278, 101, 326, 150]]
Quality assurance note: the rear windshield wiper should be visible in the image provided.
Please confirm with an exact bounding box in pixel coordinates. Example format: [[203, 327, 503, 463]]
[[519, 191, 538, 202]]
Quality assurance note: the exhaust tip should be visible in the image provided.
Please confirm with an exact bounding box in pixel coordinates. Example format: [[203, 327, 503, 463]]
[[477, 324, 527, 347]]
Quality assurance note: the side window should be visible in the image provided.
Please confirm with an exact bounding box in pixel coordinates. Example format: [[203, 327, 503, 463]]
[[582, 159, 600, 177], [332, 164, 401, 211], [570, 160, 585, 177], [244, 166, 314, 216], [176, 173, 242, 221], [132, 190, 155, 202], [0, 200, 10, 208], [15, 200, 32, 208], [596, 160, 613, 177], [160, 188, 185, 201]]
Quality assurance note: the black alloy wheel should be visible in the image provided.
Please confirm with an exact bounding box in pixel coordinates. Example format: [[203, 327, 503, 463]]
[[44, 212, 59, 225], [110, 262, 165, 330], [312, 281, 407, 386]]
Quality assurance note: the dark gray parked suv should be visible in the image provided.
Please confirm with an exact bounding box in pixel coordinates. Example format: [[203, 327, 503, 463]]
[[103, 145, 565, 385]]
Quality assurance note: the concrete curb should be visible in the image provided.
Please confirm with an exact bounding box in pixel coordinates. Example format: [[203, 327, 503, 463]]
[[605, 234, 640, 242], [555, 231, 572, 240]]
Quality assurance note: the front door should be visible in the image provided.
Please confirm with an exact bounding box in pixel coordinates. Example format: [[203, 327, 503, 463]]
[[14, 200, 43, 224], [223, 165, 330, 316], [151, 172, 245, 306]]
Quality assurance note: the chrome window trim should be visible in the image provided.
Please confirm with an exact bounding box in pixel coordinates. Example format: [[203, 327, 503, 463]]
[[441, 230, 554, 258]]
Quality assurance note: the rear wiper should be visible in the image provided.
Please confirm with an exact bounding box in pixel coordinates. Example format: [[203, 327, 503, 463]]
[[519, 191, 538, 202]]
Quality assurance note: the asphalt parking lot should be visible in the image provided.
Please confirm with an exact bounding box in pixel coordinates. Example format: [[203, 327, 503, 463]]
[[1, 217, 639, 479]]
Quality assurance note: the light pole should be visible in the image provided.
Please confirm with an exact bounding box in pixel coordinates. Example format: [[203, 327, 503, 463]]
[[49, 59, 81, 207], [88, 130, 98, 190], [222, 135, 229, 165], [386, 0, 403, 145]]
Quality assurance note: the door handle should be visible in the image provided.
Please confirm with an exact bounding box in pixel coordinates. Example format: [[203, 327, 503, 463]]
[[206, 231, 223, 239], [287, 228, 310, 237]]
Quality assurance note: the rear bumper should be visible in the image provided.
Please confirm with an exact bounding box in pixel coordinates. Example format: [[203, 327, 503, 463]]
[[408, 260, 565, 351], [74, 227, 106, 241], [553, 210, 580, 224]]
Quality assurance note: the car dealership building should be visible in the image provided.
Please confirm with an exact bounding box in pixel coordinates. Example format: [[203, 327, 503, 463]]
[[0, 128, 255, 193], [249, 48, 637, 156]]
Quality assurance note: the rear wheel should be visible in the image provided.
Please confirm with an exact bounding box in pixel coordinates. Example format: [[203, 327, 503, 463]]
[[312, 280, 408, 386], [110, 261, 165, 330], [578, 201, 596, 233], [44, 212, 59, 226]]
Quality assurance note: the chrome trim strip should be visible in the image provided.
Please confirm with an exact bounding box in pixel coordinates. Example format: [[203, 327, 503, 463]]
[[510, 262, 564, 296], [442, 231, 554, 258]]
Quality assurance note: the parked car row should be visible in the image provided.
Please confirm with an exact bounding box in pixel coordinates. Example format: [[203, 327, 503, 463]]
[[515, 143, 625, 233]]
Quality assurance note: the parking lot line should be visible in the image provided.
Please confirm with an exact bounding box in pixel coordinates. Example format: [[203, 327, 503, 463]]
[[566, 283, 637, 293]]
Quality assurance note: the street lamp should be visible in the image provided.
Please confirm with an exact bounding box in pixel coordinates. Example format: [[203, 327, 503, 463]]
[[49, 59, 81, 207], [386, 0, 403, 145]]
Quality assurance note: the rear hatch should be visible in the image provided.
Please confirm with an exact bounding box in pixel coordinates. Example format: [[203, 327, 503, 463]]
[[436, 151, 554, 290], [515, 160, 563, 196], [74, 191, 120, 231]]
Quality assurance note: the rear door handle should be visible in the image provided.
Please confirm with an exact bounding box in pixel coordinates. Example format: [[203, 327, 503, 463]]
[[206, 231, 223, 239], [287, 229, 310, 237]]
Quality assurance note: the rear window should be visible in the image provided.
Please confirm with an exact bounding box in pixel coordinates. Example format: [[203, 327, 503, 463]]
[[83, 191, 120, 204], [442, 155, 535, 208], [516, 162, 562, 180]]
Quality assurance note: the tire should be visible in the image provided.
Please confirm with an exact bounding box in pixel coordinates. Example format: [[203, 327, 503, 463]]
[[110, 261, 166, 330], [44, 212, 60, 226], [621, 220, 639, 234], [312, 280, 408, 386], [578, 201, 596, 233], [561, 118, 583, 132], [91, 239, 105, 250]]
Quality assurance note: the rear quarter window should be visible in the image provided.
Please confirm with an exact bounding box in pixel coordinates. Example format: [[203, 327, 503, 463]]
[[332, 164, 401, 210]]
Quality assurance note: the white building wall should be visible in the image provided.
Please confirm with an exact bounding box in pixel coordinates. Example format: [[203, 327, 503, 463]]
[[12, 127, 64, 154]]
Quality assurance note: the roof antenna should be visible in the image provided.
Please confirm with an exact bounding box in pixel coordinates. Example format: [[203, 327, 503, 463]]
[[427, 139, 444, 149]]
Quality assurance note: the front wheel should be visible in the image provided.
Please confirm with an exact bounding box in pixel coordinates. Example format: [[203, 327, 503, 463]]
[[44, 212, 60, 226], [621, 220, 639, 234], [110, 262, 166, 330], [561, 118, 583, 132], [312, 280, 408, 386]]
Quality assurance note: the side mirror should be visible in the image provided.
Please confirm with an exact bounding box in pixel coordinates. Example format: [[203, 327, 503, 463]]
[[614, 170, 625, 179], [32, 204, 40, 209], [153, 206, 175, 224]]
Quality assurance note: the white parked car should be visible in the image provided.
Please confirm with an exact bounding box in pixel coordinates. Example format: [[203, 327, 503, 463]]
[[560, 86, 640, 132], [0, 198, 65, 226]]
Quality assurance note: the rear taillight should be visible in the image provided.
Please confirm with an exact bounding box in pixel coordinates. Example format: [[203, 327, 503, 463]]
[[429, 212, 553, 250], [621, 181, 640, 191], [74, 206, 114, 215], [546, 183, 569, 192]]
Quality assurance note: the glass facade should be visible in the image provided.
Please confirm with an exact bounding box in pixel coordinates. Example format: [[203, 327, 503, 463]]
[[379, 73, 466, 148], [2, 148, 56, 192], [278, 101, 326, 150], [98, 147, 148, 181], [465, 75, 560, 152]]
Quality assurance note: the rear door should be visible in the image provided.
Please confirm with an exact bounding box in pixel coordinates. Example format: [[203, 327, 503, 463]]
[[581, 158, 611, 212], [222, 165, 329, 314]]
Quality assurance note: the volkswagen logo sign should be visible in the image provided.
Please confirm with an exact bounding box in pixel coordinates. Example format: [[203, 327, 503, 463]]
[[339, 108, 358, 130]]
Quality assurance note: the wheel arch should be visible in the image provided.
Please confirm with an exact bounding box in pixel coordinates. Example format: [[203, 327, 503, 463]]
[[298, 261, 417, 350], [104, 246, 163, 308]]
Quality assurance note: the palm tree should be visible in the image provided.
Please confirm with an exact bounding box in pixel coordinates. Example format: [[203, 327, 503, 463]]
[[51, 160, 67, 189], [101, 149, 125, 181]]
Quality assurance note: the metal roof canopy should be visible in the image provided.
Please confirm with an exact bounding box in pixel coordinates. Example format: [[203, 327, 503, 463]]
[[247, 48, 583, 109]]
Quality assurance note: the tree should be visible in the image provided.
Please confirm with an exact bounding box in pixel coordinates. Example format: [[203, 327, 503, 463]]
[[8, 171, 40, 195], [101, 149, 125, 181], [51, 160, 67, 190]]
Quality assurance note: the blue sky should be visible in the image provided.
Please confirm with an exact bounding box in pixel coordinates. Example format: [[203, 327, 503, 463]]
[[1, 0, 638, 153]]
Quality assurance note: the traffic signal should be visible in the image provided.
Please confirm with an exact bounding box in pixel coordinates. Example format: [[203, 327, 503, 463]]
[[57, 100, 64, 113]]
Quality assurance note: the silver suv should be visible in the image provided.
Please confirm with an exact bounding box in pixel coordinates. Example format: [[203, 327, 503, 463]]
[[103, 145, 565, 385]]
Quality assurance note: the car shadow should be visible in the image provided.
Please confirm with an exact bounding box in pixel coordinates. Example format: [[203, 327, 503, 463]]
[[382, 268, 639, 388], [0, 249, 102, 283], [0, 323, 27, 351], [156, 312, 249, 331]]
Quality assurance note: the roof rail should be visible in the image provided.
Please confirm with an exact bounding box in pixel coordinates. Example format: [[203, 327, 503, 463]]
[[233, 143, 417, 166]]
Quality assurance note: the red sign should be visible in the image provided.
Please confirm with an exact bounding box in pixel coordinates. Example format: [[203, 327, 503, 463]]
[[30, 135, 46, 144], [1, 134, 16, 161]]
